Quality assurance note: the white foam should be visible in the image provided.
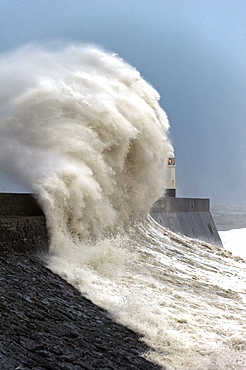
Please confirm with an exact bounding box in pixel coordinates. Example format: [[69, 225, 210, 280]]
[[0, 43, 172, 247], [220, 228, 246, 260], [48, 218, 246, 370]]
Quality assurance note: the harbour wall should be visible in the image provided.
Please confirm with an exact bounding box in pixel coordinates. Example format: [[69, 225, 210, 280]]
[[0, 193, 48, 254], [0, 193, 222, 253], [150, 196, 223, 246]]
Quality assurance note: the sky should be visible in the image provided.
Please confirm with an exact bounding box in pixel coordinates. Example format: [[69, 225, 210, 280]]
[[0, 0, 245, 206]]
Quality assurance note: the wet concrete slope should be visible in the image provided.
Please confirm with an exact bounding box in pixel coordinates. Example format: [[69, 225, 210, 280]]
[[151, 196, 223, 247], [1, 251, 162, 370]]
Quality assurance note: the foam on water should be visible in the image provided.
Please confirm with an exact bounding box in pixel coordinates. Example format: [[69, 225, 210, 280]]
[[220, 228, 246, 260], [1, 44, 246, 370], [48, 218, 246, 370]]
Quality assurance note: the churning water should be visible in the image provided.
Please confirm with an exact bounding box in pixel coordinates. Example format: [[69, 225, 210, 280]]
[[0, 44, 245, 370]]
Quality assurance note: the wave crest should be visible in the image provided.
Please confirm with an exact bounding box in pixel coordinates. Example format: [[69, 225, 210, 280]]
[[0, 44, 172, 247]]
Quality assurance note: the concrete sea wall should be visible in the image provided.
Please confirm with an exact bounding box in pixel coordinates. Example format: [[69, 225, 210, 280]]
[[0, 193, 44, 217], [0, 193, 222, 252], [150, 196, 223, 246], [0, 193, 48, 254]]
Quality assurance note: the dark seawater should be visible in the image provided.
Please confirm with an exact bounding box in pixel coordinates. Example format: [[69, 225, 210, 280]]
[[211, 205, 246, 231], [211, 205, 246, 261]]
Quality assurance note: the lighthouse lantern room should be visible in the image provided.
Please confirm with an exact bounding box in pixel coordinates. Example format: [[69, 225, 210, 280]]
[[166, 156, 176, 197]]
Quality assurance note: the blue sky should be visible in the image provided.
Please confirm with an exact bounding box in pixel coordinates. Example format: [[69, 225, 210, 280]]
[[0, 0, 245, 205]]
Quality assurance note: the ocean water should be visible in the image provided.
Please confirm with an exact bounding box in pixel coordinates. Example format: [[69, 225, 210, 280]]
[[47, 215, 246, 370], [0, 44, 245, 370], [212, 205, 246, 260]]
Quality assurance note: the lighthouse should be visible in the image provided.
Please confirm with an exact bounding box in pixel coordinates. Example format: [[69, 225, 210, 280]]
[[151, 153, 223, 246], [165, 156, 176, 197]]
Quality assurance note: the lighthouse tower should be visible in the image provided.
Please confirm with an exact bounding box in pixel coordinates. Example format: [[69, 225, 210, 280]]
[[165, 156, 176, 197]]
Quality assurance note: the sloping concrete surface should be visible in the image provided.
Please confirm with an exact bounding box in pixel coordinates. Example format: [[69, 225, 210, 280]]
[[1, 251, 163, 370], [151, 197, 222, 247]]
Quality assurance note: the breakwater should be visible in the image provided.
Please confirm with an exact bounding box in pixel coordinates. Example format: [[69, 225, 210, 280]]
[[0, 193, 48, 254], [150, 196, 223, 247], [0, 193, 222, 255]]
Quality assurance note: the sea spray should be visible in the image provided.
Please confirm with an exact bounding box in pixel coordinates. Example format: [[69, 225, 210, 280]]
[[48, 217, 246, 370], [1, 44, 246, 370], [0, 44, 172, 249]]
